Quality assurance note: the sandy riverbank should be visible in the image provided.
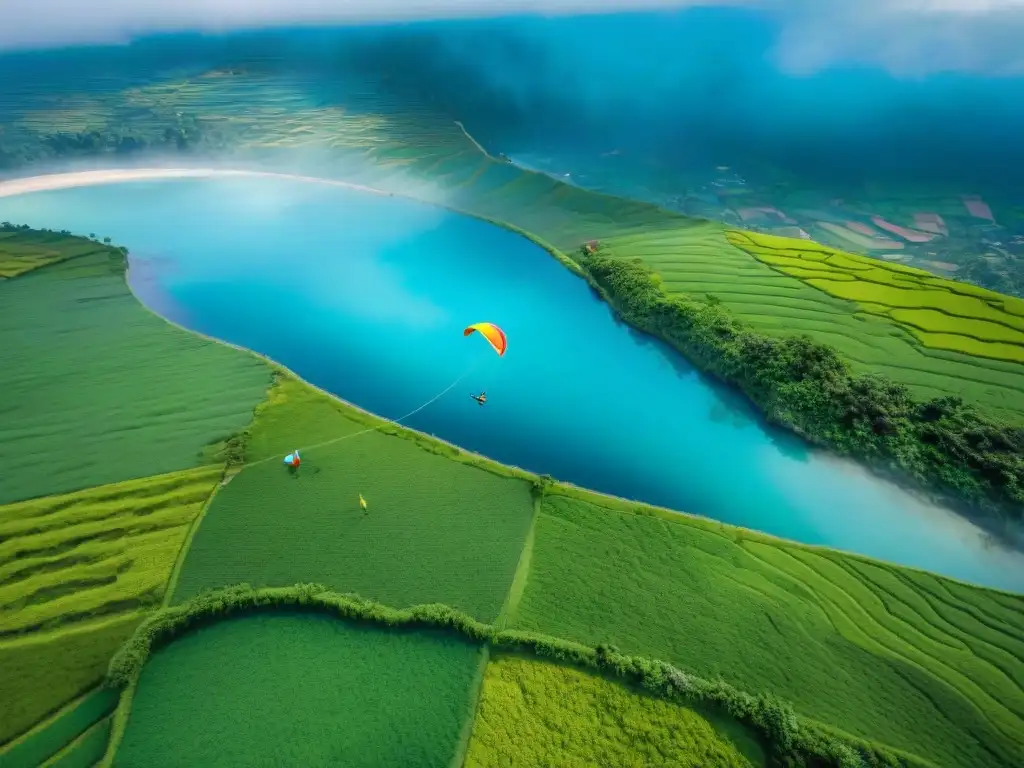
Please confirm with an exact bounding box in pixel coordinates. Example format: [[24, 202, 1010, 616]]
[[0, 167, 390, 199]]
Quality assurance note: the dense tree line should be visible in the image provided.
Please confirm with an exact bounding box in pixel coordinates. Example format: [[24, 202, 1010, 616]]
[[575, 247, 1024, 523], [107, 584, 923, 768]]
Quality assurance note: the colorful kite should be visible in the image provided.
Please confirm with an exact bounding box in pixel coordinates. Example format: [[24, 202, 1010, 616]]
[[464, 322, 507, 357]]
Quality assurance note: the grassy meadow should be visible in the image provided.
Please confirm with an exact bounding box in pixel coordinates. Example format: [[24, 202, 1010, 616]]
[[173, 376, 536, 622], [0, 245, 269, 505], [464, 654, 765, 768], [0, 614, 138, 747], [114, 613, 483, 767], [511, 489, 1024, 768], [0, 466, 221, 636]]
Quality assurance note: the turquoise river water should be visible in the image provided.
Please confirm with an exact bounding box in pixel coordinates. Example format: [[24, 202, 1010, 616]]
[[2, 175, 1022, 592]]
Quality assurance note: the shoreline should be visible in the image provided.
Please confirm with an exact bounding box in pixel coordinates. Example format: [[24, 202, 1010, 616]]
[[0, 167, 392, 200], [4, 167, 1022, 593], [123, 256, 1024, 599]]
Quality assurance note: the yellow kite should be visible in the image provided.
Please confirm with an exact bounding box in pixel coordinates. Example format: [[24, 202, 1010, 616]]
[[463, 322, 507, 357]]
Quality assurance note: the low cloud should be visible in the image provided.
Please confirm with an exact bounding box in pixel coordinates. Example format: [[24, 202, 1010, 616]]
[[0, 1, 724, 50], [0, 0, 1022, 76], [771, 0, 1024, 76]]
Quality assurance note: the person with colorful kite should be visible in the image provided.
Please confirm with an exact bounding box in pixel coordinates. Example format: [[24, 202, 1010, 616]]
[[276, 322, 507, 475]]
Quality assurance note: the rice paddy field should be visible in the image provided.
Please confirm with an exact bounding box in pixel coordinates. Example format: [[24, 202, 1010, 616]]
[[464, 654, 765, 768], [172, 376, 536, 622], [590, 224, 1024, 422], [3, 67, 1024, 766], [0, 686, 118, 768], [0, 614, 138, 747], [727, 230, 1024, 363], [42, 715, 114, 768], [0, 466, 221, 637], [114, 613, 484, 768], [0, 244, 270, 505], [509, 489, 1024, 768]]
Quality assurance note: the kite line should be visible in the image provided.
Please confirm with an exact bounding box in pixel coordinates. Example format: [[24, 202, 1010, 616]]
[[246, 354, 492, 469]]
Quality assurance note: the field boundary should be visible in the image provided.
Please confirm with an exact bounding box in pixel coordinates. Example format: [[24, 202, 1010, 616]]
[[160, 471, 230, 607], [449, 645, 490, 768], [495, 494, 541, 631]]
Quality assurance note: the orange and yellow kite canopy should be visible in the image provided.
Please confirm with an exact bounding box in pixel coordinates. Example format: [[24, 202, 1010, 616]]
[[464, 322, 507, 357]]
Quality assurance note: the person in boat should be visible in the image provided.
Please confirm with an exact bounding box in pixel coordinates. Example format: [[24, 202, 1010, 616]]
[[470, 392, 487, 406]]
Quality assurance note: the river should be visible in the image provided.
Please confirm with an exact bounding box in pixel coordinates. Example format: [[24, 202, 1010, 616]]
[[2, 174, 1022, 592]]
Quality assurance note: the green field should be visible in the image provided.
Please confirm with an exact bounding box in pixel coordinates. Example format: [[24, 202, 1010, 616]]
[[0, 614, 139, 746], [510, 489, 1024, 768], [464, 654, 765, 768], [727, 231, 1024, 363], [173, 376, 536, 622], [2, 84, 1024, 766], [0, 245, 269, 504], [42, 715, 113, 768], [587, 224, 1024, 423], [0, 228, 109, 279], [0, 686, 117, 768], [0, 466, 220, 636], [114, 613, 483, 767]]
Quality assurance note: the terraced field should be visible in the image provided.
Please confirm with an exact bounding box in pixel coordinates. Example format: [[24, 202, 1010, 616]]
[[728, 231, 1024, 363], [2, 74, 1024, 763], [114, 613, 483, 768], [511, 489, 1024, 768], [172, 375, 536, 622], [0, 232, 269, 758], [464, 654, 764, 768], [0, 466, 221, 637], [0, 614, 138, 750], [0, 467, 221, 758], [0, 687, 118, 768], [593, 224, 1024, 422], [43, 714, 114, 768], [0, 243, 269, 504]]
